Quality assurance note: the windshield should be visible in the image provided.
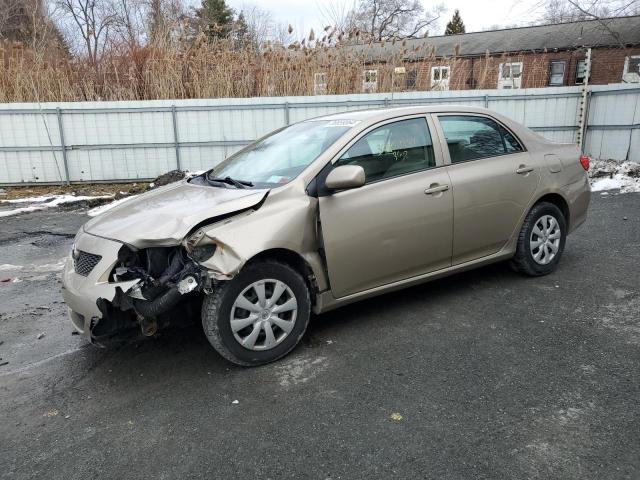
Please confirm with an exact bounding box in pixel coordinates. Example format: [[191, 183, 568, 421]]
[[208, 120, 356, 187]]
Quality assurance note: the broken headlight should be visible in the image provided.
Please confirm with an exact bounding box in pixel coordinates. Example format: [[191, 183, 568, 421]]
[[189, 244, 217, 263]]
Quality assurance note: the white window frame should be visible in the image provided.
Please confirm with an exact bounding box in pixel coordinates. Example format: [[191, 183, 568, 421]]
[[575, 59, 587, 84], [314, 72, 327, 95], [623, 55, 640, 83], [430, 66, 450, 90], [498, 61, 523, 89], [362, 69, 378, 93], [548, 61, 566, 86]]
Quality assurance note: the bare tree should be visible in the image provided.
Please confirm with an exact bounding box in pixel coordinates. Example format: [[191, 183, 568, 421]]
[[345, 0, 444, 41], [55, 0, 119, 64], [317, 0, 355, 32], [537, 0, 639, 49], [241, 4, 274, 47], [540, 0, 639, 24]]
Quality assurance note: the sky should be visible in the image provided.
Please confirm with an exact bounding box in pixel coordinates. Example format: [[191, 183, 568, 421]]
[[226, 0, 546, 38]]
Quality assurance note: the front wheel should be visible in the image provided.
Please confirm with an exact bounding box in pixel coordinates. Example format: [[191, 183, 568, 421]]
[[202, 260, 311, 366], [511, 202, 567, 276]]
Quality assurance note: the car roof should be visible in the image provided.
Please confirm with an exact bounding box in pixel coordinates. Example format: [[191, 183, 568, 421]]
[[309, 105, 495, 123]]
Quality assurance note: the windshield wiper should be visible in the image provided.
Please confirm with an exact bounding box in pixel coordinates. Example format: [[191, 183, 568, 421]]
[[208, 176, 254, 188]]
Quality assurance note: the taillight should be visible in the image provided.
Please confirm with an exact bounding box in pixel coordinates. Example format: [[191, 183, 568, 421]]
[[579, 155, 590, 171]]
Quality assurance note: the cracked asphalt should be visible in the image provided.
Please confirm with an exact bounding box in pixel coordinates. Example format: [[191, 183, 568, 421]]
[[0, 194, 639, 480]]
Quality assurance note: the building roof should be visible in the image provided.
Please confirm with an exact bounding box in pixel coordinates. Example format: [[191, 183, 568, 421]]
[[346, 16, 640, 61]]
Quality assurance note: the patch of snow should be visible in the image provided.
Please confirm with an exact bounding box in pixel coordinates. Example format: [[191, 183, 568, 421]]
[[0, 194, 112, 217], [0, 205, 45, 218], [87, 194, 139, 217], [589, 160, 640, 193], [0, 264, 24, 271]]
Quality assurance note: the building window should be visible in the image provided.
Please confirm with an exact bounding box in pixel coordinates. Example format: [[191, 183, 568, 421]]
[[406, 70, 418, 90], [362, 69, 378, 93], [623, 56, 640, 83], [392, 66, 406, 89], [314, 72, 327, 95], [548, 61, 566, 86], [498, 61, 523, 89], [575, 59, 587, 84], [431, 66, 450, 90]]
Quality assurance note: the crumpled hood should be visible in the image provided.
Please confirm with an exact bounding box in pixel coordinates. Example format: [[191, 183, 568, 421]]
[[83, 181, 268, 247]]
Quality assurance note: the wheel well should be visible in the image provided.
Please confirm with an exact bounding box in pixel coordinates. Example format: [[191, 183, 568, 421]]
[[535, 193, 570, 226], [246, 248, 318, 301]]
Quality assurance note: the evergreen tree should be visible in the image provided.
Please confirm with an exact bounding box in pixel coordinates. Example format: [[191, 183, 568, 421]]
[[233, 11, 251, 49], [197, 0, 234, 40], [444, 10, 466, 35]]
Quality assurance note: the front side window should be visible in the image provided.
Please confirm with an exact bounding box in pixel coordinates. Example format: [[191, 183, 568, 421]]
[[334, 118, 435, 183], [209, 120, 354, 187], [439, 115, 524, 163], [549, 61, 566, 86]]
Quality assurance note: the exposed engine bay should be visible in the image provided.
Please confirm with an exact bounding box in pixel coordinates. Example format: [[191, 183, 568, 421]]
[[93, 243, 216, 341]]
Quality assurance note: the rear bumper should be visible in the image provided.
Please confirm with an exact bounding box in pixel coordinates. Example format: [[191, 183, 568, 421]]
[[563, 174, 591, 234], [61, 230, 139, 337]]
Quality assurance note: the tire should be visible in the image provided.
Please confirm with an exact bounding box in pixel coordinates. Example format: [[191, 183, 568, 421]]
[[510, 201, 567, 276], [202, 260, 311, 366]]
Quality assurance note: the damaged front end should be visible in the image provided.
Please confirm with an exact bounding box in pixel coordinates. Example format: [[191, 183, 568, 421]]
[[94, 243, 215, 341]]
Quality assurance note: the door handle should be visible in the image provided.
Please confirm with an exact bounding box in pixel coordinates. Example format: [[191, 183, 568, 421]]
[[424, 184, 450, 195], [516, 165, 534, 174]]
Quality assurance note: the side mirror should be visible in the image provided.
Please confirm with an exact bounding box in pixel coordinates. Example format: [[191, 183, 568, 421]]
[[325, 165, 365, 191]]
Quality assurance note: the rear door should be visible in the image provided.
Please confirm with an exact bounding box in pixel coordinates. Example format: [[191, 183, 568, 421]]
[[434, 114, 540, 265], [317, 116, 453, 298]]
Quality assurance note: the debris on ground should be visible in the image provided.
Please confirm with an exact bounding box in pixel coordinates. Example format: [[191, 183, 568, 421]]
[[151, 170, 186, 188], [0, 361, 8, 367], [36, 332, 45, 340], [589, 160, 640, 193], [390, 412, 403, 421]]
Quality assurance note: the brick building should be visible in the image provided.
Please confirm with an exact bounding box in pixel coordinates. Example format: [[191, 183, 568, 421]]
[[328, 16, 640, 93]]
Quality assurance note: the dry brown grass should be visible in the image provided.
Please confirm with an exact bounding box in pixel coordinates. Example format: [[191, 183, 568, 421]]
[[0, 38, 552, 103]]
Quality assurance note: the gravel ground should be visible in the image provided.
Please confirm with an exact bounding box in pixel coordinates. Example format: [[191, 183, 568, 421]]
[[0, 193, 638, 480]]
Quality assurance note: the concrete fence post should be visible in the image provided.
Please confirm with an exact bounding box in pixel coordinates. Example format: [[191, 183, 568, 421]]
[[171, 105, 182, 171], [56, 108, 71, 185], [284, 102, 291, 125]]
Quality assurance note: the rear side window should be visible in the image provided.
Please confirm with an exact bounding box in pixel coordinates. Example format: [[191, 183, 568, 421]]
[[335, 118, 435, 184], [439, 115, 524, 163]]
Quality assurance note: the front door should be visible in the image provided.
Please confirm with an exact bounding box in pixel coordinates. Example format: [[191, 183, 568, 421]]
[[318, 117, 453, 298], [436, 114, 540, 264]]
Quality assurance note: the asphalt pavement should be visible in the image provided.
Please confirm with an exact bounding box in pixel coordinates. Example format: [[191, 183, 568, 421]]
[[0, 193, 639, 480]]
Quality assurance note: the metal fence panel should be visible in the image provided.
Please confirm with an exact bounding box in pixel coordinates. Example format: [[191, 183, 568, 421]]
[[0, 84, 638, 185]]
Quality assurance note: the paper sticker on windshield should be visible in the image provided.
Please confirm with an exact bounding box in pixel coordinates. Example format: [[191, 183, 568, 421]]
[[267, 175, 290, 184], [326, 120, 360, 127]]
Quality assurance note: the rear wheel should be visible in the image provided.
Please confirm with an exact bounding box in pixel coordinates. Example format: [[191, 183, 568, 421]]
[[202, 260, 311, 366], [511, 202, 567, 276]]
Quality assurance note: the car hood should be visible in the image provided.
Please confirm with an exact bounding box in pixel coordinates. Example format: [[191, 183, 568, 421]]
[[83, 181, 269, 247]]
